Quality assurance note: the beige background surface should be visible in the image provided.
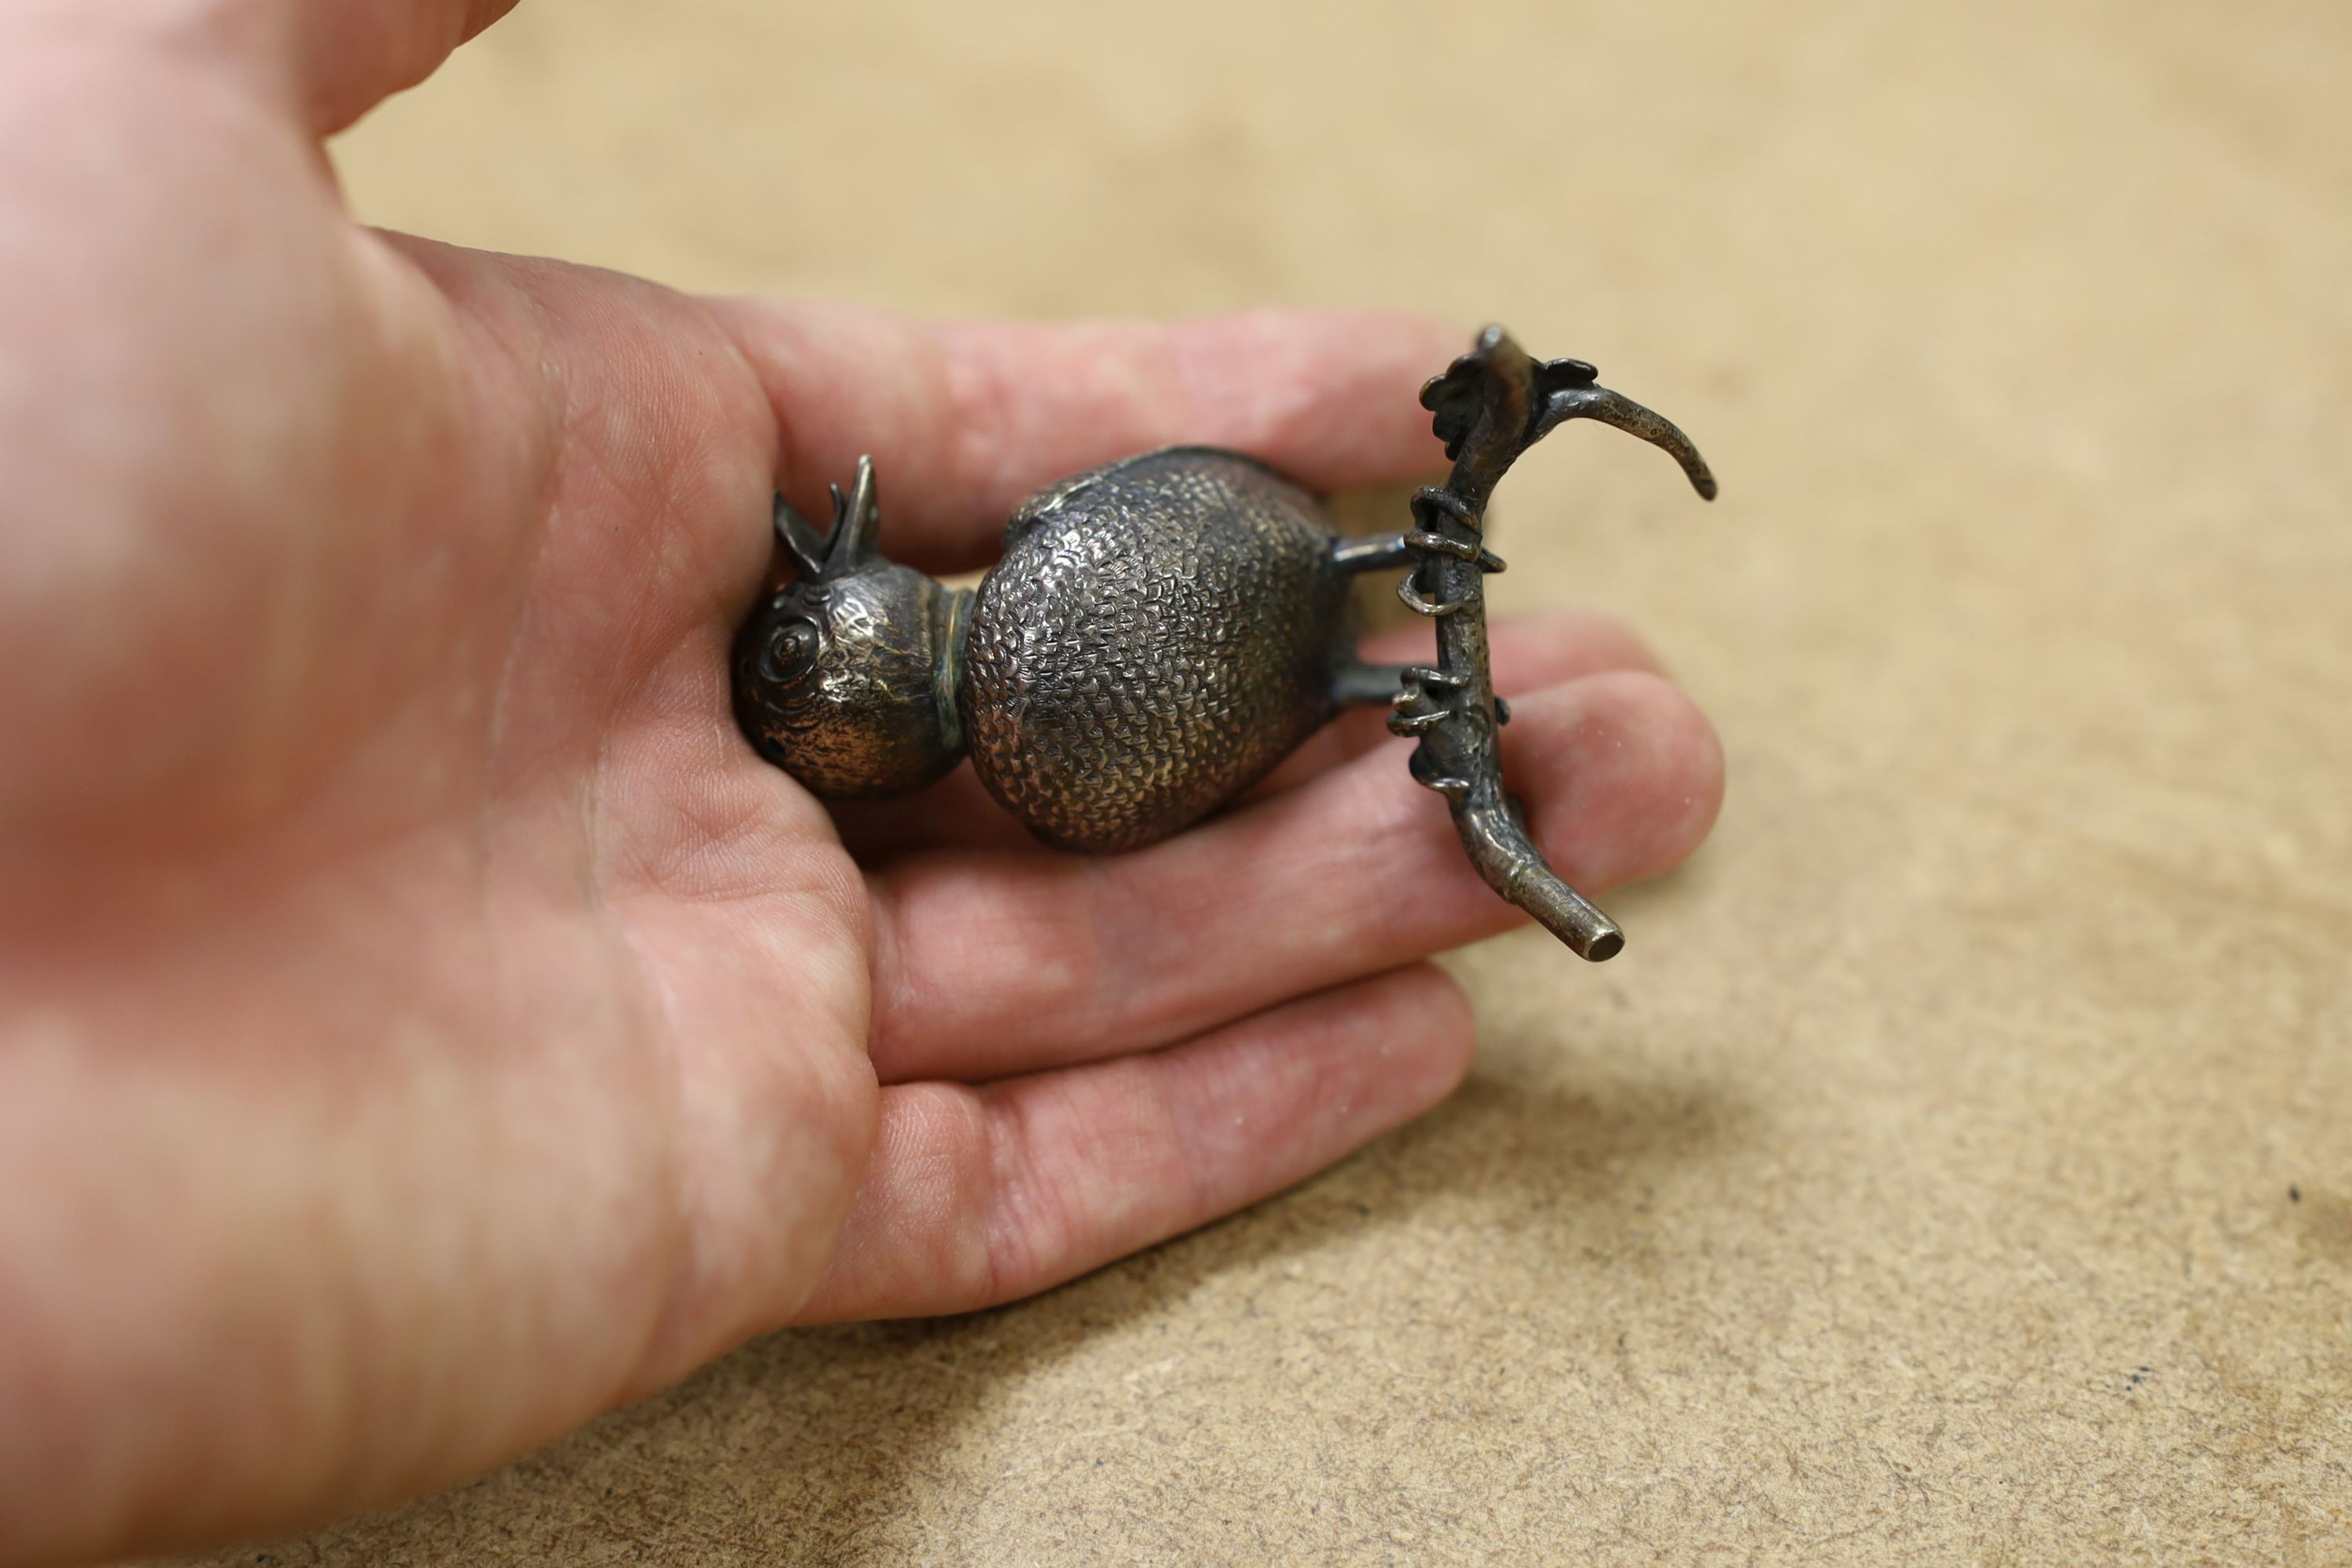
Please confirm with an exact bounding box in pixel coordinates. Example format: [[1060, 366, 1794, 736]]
[[191, 1, 2351, 1562]]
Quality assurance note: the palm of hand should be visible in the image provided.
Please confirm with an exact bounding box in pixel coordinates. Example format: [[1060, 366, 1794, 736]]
[[0, 5, 1721, 1561]]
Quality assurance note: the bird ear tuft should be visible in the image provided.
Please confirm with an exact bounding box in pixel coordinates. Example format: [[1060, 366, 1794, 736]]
[[823, 455, 883, 572], [773, 495, 828, 578]]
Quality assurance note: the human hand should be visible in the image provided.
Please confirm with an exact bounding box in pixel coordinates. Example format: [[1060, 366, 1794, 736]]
[[0, 2, 1722, 1562]]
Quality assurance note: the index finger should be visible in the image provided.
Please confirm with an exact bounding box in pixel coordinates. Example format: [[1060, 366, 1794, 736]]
[[708, 301, 1459, 573]]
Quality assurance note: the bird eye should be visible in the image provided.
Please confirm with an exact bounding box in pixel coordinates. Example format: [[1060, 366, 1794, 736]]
[[760, 619, 822, 684]]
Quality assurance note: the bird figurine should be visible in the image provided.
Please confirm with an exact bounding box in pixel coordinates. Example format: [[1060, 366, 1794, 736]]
[[732, 327, 1715, 959]]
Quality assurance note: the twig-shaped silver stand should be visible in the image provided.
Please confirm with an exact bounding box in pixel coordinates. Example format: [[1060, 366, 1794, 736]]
[[1388, 328, 1717, 960]]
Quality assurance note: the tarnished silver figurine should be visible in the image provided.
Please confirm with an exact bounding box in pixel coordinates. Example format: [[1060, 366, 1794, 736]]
[[733, 328, 1714, 960]]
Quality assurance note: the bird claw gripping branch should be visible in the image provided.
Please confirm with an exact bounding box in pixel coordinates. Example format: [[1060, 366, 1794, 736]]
[[1386, 328, 1716, 957], [731, 326, 1715, 960]]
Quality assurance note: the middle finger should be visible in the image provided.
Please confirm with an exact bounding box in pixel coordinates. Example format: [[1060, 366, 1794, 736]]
[[831, 608, 1664, 862]]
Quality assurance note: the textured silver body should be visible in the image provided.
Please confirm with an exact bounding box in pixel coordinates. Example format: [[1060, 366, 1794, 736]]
[[960, 448, 1353, 852]]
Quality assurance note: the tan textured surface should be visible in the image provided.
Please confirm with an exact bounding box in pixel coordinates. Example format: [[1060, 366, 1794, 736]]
[[199, 1, 2352, 1562]]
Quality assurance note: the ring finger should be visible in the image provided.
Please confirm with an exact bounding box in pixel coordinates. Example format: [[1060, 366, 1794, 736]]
[[863, 664, 1722, 1086]]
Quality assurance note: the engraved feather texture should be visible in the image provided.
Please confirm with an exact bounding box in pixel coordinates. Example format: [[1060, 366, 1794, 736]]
[[731, 562, 965, 800], [960, 448, 1353, 852]]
